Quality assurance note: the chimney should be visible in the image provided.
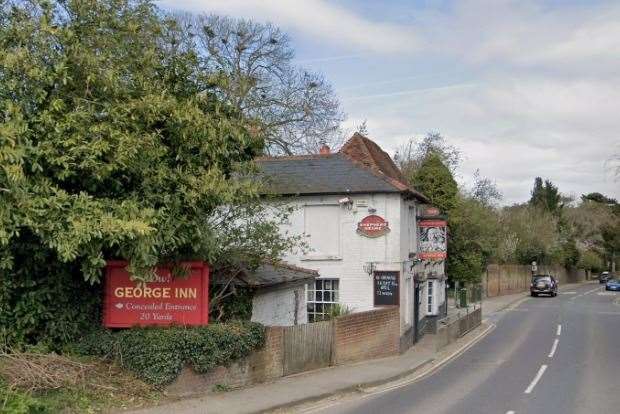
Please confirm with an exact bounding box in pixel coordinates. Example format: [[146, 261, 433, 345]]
[[319, 144, 331, 154]]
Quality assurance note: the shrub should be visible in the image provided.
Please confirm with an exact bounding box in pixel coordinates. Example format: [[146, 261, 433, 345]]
[[326, 304, 352, 320], [75, 322, 265, 386], [0, 380, 47, 414], [0, 237, 101, 350]]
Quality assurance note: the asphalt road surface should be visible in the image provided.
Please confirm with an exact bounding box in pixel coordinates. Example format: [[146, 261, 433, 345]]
[[311, 282, 620, 414]]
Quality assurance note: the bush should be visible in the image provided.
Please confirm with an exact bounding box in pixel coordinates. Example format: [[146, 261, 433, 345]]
[[0, 380, 47, 414], [75, 322, 265, 386], [0, 236, 101, 350]]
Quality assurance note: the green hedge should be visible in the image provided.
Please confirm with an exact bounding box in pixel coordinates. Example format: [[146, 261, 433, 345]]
[[0, 234, 101, 350], [74, 322, 265, 386]]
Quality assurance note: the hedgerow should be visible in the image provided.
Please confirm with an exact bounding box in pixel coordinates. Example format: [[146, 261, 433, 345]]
[[74, 322, 265, 386]]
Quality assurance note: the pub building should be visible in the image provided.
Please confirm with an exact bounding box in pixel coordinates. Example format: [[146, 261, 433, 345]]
[[257, 133, 448, 348]]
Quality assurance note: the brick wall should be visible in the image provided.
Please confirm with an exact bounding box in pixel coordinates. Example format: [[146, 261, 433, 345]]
[[333, 306, 400, 364], [166, 326, 284, 397], [167, 307, 403, 396]]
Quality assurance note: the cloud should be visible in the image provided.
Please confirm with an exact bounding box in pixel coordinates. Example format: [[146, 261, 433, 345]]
[[158, 0, 422, 54], [158, 0, 620, 203], [426, 0, 620, 71]]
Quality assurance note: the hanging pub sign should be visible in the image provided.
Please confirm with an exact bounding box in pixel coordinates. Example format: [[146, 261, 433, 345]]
[[357, 215, 390, 238], [418, 220, 447, 260], [373, 271, 399, 306], [423, 206, 441, 217], [103, 261, 209, 328]]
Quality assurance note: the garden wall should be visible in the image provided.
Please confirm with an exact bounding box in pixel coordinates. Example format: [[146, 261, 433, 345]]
[[166, 307, 401, 396], [332, 307, 400, 364]]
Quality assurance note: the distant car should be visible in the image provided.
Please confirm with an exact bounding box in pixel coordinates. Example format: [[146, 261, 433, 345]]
[[599, 271, 612, 284], [530, 275, 558, 297], [606, 279, 620, 291]]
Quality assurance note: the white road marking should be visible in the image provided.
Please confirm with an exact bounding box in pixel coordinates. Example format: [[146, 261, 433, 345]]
[[506, 411, 515, 414], [597, 292, 616, 296], [524, 365, 548, 394], [548, 338, 559, 358], [556, 324, 562, 336], [571, 286, 603, 300], [560, 291, 577, 294]]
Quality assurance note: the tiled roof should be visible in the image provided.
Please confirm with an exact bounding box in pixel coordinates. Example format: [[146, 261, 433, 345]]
[[256, 133, 428, 201]]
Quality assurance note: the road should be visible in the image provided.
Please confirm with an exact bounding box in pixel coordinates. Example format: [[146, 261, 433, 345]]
[[310, 282, 620, 414]]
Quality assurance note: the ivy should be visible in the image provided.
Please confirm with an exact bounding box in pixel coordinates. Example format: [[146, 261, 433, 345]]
[[74, 322, 265, 387]]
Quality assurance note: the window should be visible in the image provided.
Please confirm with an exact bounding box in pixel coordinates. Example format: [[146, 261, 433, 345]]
[[427, 280, 434, 314], [307, 279, 339, 322], [303, 205, 340, 259]]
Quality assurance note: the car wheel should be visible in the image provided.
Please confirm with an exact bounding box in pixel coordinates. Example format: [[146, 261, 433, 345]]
[[531, 293, 537, 297]]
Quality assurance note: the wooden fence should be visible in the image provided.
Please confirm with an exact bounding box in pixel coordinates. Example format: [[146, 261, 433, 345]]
[[283, 320, 333, 375]]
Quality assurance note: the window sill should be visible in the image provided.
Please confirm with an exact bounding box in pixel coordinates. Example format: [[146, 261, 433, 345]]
[[301, 255, 342, 262]]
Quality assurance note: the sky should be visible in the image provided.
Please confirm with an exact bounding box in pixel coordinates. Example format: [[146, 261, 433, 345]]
[[159, 0, 620, 204]]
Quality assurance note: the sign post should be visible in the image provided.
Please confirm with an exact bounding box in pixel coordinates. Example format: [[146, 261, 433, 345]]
[[103, 261, 209, 328]]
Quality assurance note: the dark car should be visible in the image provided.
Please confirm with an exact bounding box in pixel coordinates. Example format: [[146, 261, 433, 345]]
[[606, 279, 620, 291], [599, 271, 612, 284], [530, 275, 558, 297]]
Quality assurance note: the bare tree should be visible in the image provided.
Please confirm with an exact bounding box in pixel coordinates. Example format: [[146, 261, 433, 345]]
[[394, 132, 461, 181], [471, 169, 502, 206], [181, 14, 344, 155]]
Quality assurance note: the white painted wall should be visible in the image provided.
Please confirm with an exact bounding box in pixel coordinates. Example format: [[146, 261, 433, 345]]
[[278, 193, 420, 334], [251, 286, 307, 326]]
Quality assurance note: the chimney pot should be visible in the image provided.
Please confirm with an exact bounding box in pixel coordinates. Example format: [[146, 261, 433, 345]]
[[319, 144, 331, 154]]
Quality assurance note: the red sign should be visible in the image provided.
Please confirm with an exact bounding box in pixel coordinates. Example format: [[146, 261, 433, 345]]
[[103, 261, 209, 328], [418, 219, 447, 227], [357, 215, 390, 238], [418, 220, 447, 260]]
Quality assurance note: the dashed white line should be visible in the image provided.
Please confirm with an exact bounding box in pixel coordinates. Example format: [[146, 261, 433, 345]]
[[556, 324, 562, 336], [570, 286, 603, 300], [548, 338, 559, 358], [506, 411, 515, 414], [524, 364, 548, 394]]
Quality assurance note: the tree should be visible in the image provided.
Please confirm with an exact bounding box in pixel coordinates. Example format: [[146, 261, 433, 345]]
[[395, 132, 461, 177], [471, 169, 502, 206], [0, 0, 299, 345], [581, 192, 617, 205], [447, 194, 500, 282], [579, 249, 604, 273], [181, 14, 344, 155], [530, 177, 545, 207], [496, 204, 562, 264], [529, 177, 562, 213], [411, 153, 458, 213]]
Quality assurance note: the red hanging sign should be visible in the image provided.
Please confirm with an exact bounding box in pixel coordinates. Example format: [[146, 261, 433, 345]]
[[418, 220, 447, 260], [357, 215, 390, 238], [103, 261, 209, 328]]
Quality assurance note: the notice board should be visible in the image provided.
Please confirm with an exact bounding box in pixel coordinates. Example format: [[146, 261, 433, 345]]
[[103, 261, 209, 328], [373, 271, 399, 306]]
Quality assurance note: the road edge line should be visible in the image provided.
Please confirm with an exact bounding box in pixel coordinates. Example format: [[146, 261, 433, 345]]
[[365, 322, 496, 394], [263, 322, 496, 413]]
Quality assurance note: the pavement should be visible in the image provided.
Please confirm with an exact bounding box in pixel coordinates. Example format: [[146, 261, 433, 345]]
[[127, 286, 541, 414], [309, 281, 619, 414]]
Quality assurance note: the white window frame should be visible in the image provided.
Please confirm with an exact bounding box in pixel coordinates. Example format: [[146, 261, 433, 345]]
[[427, 280, 435, 314], [307, 278, 340, 322]]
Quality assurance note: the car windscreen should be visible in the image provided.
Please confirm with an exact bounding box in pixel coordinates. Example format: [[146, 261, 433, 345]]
[[532, 276, 551, 283], [610, 279, 620, 284]]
